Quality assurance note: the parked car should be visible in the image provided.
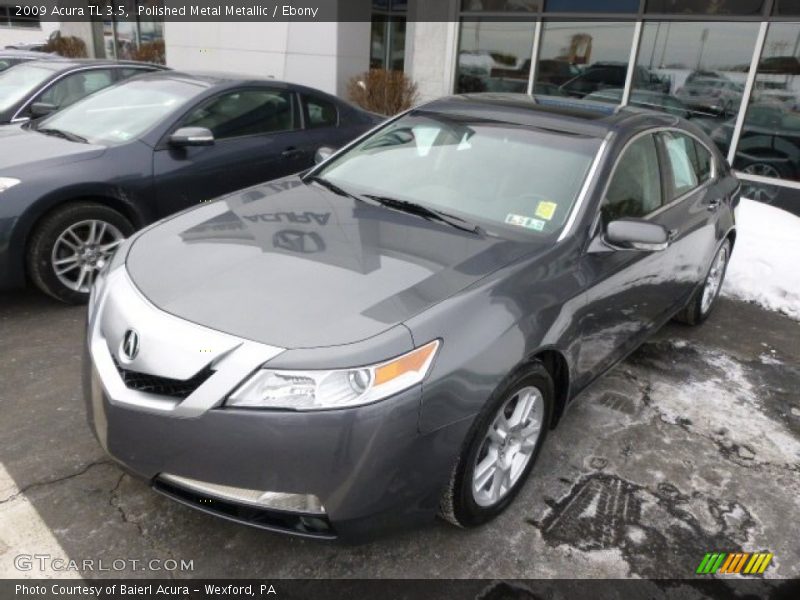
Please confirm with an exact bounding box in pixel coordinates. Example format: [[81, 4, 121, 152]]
[[584, 88, 691, 118], [0, 70, 381, 303], [83, 94, 739, 541], [0, 58, 165, 124], [675, 77, 745, 116], [559, 62, 667, 98], [711, 102, 800, 202], [0, 49, 56, 73]]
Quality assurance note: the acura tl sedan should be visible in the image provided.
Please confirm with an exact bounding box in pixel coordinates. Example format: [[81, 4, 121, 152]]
[[0, 70, 380, 303], [84, 94, 739, 541]]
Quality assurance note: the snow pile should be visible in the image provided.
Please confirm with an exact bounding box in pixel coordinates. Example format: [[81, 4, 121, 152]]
[[722, 198, 800, 321]]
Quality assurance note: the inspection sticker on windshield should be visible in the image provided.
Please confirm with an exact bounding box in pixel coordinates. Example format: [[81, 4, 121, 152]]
[[505, 213, 545, 231], [535, 200, 558, 221]]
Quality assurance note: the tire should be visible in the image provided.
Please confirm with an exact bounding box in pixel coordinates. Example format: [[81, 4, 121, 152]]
[[674, 239, 732, 326], [439, 362, 554, 528], [27, 202, 134, 304]]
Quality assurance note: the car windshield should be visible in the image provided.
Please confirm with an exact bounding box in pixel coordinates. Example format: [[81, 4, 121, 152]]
[[0, 63, 54, 113], [317, 112, 602, 238], [35, 77, 203, 145]]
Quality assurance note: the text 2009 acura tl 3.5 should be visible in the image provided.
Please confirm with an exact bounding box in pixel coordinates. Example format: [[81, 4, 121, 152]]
[[84, 94, 739, 541]]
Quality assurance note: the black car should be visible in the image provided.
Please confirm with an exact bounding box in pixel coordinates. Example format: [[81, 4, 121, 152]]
[[560, 62, 668, 98], [0, 70, 381, 303], [0, 58, 165, 124], [0, 49, 56, 73]]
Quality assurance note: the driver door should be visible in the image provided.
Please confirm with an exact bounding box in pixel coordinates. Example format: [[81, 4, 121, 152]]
[[573, 132, 681, 389]]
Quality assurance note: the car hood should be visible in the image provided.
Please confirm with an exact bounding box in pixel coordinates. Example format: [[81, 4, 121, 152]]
[[126, 177, 537, 349], [0, 125, 105, 172]]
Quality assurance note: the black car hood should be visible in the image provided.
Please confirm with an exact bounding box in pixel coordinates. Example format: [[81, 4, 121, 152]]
[[126, 177, 537, 349], [0, 126, 105, 172]]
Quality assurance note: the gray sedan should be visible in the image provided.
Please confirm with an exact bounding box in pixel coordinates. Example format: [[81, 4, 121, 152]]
[[84, 94, 739, 540]]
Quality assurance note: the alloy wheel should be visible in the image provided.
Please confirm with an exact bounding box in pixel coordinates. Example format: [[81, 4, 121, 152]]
[[741, 163, 782, 203], [51, 219, 124, 293], [701, 244, 729, 315], [472, 386, 544, 507]]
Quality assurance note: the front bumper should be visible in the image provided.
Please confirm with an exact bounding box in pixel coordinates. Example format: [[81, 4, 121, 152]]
[[83, 270, 468, 541]]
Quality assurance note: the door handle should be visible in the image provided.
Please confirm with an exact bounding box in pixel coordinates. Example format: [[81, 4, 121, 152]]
[[281, 147, 302, 158], [706, 197, 722, 212]]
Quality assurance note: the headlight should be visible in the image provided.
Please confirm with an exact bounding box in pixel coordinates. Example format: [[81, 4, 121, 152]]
[[226, 340, 440, 410], [0, 177, 20, 193]]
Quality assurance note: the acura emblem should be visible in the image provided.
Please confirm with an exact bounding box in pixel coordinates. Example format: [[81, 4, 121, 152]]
[[122, 329, 140, 361]]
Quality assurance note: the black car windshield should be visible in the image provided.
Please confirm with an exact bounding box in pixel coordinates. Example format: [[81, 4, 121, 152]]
[[317, 112, 602, 237], [36, 78, 203, 145], [0, 63, 53, 113]]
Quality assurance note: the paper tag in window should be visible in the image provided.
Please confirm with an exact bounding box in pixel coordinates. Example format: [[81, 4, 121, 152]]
[[535, 200, 557, 221], [505, 214, 545, 231]]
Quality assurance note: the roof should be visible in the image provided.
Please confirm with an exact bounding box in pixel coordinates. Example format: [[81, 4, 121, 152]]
[[420, 93, 668, 138], [16, 58, 165, 72], [0, 49, 56, 59]]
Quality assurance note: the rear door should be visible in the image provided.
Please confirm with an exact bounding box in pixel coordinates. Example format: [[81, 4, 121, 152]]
[[654, 130, 723, 303], [152, 86, 310, 216], [574, 132, 680, 388]]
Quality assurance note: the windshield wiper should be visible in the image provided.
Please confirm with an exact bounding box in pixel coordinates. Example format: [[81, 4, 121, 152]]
[[364, 194, 483, 235], [36, 127, 88, 144], [305, 174, 364, 202]]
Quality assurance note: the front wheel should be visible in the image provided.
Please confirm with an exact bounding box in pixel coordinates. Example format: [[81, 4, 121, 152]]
[[27, 202, 133, 304], [439, 363, 553, 527], [674, 239, 731, 325]]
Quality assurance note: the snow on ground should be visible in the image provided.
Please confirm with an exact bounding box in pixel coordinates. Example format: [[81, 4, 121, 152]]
[[722, 198, 800, 321]]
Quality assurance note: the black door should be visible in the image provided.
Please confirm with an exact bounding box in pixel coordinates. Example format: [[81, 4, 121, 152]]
[[152, 87, 310, 217]]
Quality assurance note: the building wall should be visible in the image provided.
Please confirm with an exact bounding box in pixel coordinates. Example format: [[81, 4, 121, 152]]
[[0, 21, 57, 49], [405, 0, 459, 103], [163, 21, 370, 97]]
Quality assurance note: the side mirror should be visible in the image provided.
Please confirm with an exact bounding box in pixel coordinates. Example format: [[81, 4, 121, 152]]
[[604, 219, 670, 252], [314, 146, 335, 164], [30, 102, 57, 118], [169, 127, 214, 147]]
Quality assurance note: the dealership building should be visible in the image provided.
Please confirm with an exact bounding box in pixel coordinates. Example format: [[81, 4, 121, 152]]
[[3, 0, 800, 212]]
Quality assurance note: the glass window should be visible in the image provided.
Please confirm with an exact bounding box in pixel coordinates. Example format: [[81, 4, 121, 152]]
[[693, 139, 713, 182], [646, 0, 764, 15], [461, 1, 541, 10], [536, 21, 636, 98], [0, 64, 54, 113], [546, 0, 639, 12], [305, 95, 338, 128], [632, 21, 759, 156], [725, 23, 800, 196], [182, 90, 297, 140], [319, 112, 602, 237], [36, 70, 116, 110], [602, 135, 662, 223], [774, 0, 800, 15], [661, 132, 700, 198], [456, 21, 535, 94]]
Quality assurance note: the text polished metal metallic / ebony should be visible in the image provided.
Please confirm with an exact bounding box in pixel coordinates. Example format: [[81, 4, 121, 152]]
[[84, 94, 740, 541]]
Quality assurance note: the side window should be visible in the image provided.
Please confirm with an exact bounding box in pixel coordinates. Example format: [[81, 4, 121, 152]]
[[304, 95, 338, 129], [602, 134, 662, 225], [181, 89, 297, 140], [37, 69, 115, 109], [662, 132, 708, 199]]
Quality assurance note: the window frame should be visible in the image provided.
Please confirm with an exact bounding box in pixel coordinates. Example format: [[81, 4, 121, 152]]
[[173, 86, 302, 143], [302, 93, 340, 129], [656, 129, 719, 207]]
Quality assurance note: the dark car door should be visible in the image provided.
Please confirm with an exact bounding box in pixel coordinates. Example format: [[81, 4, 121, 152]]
[[152, 86, 310, 216], [573, 132, 681, 389], [655, 130, 724, 303]]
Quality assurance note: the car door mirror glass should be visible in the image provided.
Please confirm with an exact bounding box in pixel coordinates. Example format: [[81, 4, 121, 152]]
[[30, 102, 57, 118], [169, 127, 215, 147], [604, 219, 670, 252], [315, 146, 335, 164]]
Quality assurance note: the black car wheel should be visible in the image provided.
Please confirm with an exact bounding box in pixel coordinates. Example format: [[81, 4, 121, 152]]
[[27, 202, 133, 304], [439, 362, 553, 527], [674, 239, 732, 326], [739, 162, 786, 204]]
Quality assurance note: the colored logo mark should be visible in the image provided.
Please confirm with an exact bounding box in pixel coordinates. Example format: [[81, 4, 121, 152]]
[[696, 552, 773, 574]]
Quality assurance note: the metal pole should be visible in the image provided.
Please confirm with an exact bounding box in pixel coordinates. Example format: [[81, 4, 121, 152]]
[[527, 19, 543, 95], [621, 20, 643, 107], [727, 21, 769, 167]]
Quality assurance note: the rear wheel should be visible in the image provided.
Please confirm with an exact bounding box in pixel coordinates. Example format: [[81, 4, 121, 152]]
[[674, 239, 731, 325], [27, 202, 133, 304], [439, 363, 553, 527]]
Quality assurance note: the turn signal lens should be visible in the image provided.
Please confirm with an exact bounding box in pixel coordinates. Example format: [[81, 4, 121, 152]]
[[374, 341, 439, 385]]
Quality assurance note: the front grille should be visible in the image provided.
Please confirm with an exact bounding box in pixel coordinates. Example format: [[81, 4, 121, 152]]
[[113, 358, 213, 399]]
